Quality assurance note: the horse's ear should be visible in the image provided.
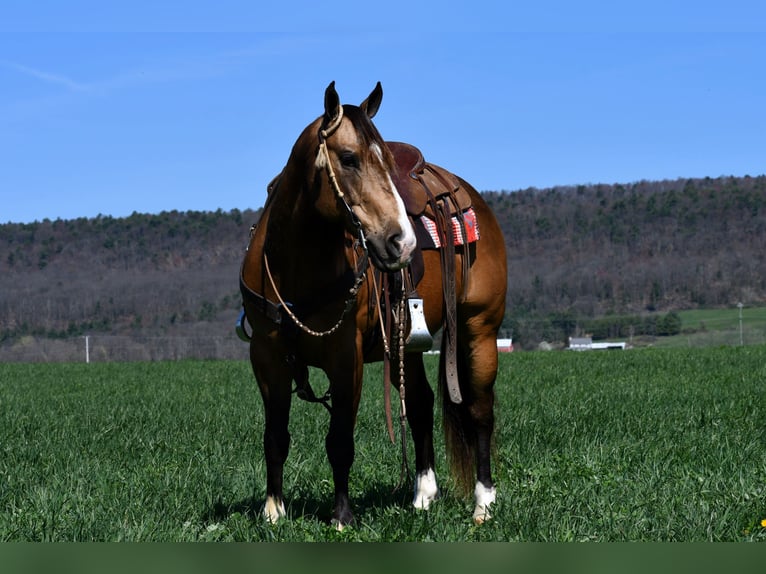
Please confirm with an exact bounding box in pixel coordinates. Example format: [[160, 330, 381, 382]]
[[360, 82, 383, 119], [323, 81, 342, 128]]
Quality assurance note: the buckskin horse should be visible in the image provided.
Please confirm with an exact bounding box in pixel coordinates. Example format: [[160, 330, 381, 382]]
[[238, 82, 507, 528]]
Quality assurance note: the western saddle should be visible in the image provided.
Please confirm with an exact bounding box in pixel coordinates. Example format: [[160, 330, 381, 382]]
[[385, 141, 474, 405]]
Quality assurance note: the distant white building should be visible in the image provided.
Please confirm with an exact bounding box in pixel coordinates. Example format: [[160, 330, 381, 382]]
[[568, 336, 626, 351], [569, 337, 593, 351], [497, 338, 514, 353]]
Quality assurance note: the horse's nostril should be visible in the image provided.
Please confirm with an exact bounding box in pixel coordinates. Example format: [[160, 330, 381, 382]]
[[387, 234, 402, 257]]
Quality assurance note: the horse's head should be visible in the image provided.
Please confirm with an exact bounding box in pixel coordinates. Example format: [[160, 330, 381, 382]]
[[313, 82, 416, 272]]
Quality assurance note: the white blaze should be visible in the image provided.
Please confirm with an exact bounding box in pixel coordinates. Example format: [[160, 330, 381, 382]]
[[370, 142, 417, 259]]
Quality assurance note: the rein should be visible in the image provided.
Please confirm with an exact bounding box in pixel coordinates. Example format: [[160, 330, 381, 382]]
[[262, 241, 368, 338]]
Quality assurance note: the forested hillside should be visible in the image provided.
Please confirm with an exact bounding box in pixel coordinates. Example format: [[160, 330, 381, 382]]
[[0, 209, 254, 360], [1, 174, 765, 357], [485, 174, 766, 345]]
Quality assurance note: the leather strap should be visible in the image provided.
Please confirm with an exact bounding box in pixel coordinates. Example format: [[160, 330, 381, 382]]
[[239, 269, 285, 325], [417, 175, 462, 405]]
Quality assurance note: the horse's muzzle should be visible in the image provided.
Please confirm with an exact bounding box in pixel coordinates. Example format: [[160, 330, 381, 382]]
[[367, 233, 415, 271]]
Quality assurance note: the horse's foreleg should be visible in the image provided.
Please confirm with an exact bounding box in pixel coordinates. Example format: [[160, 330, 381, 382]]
[[402, 355, 439, 510], [263, 407, 290, 523], [324, 344, 364, 528], [251, 344, 293, 524], [325, 414, 355, 527]]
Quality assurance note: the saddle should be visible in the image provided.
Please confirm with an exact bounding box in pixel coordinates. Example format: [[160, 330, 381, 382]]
[[383, 141, 472, 406], [387, 142, 472, 218]]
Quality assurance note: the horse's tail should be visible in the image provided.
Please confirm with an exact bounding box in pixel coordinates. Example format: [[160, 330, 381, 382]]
[[438, 338, 475, 497]]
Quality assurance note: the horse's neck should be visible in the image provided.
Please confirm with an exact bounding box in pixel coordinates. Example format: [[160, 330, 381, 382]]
[[264, 175, 347, 298]]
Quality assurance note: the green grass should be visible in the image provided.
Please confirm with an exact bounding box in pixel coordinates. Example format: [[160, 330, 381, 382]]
[[646, 306, 766, 348], [678, 306, 766, 331], [1, 350, 765, 541], [635, 307, 766, 348]]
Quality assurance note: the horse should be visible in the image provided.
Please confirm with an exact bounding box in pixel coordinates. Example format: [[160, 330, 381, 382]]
[[239, 81, 507, 528]]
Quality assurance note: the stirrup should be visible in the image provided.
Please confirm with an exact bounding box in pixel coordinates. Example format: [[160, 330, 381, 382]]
[[405, 298, 433, 352]]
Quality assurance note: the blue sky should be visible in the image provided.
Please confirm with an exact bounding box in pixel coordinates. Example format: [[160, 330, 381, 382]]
[[1, 1, 765, 223]]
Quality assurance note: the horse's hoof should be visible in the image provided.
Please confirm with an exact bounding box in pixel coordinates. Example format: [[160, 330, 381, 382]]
[[472, 482, 496, 524], [331, 504, 355, 531], [413, 469, 439, 510], [263, 495, 286, 524], [472, 506, 492, 524], [331, 516, 355, 532], [331, 518, 350, 532]]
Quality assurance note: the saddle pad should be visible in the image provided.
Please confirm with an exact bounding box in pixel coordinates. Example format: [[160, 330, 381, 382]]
[[416, 208, 480, 249]]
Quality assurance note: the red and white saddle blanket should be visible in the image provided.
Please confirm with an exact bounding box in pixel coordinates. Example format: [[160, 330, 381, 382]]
[[416, 207, 480, 249]]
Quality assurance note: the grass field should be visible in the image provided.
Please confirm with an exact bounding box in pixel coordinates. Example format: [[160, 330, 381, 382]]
[[651, 306, 766, 348], [1, 348, 765, 542]]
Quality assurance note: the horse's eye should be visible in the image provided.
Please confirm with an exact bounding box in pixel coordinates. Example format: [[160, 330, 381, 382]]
[[339, 151, 359, 169]]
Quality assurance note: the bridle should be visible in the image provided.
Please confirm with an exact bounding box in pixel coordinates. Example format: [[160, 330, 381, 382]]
[[316, 110, 411, 475], [316, 104, 365, 238], [260, 105, 370, 338], [240, 108, 413, 478]]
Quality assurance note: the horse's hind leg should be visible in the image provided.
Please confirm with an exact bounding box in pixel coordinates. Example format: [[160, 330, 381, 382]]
[[440, 316, 499, 523], [459, 330, 499, 524], [402, 355, 438, 509]]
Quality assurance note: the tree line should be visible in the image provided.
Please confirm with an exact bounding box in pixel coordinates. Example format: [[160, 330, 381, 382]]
[[483, 175, 766, 346], [1, 174, 765, 354]]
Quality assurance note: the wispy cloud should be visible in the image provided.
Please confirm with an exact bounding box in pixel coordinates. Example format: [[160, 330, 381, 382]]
[[2, 50, 241, 99], [0, 60, 90, 92]]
